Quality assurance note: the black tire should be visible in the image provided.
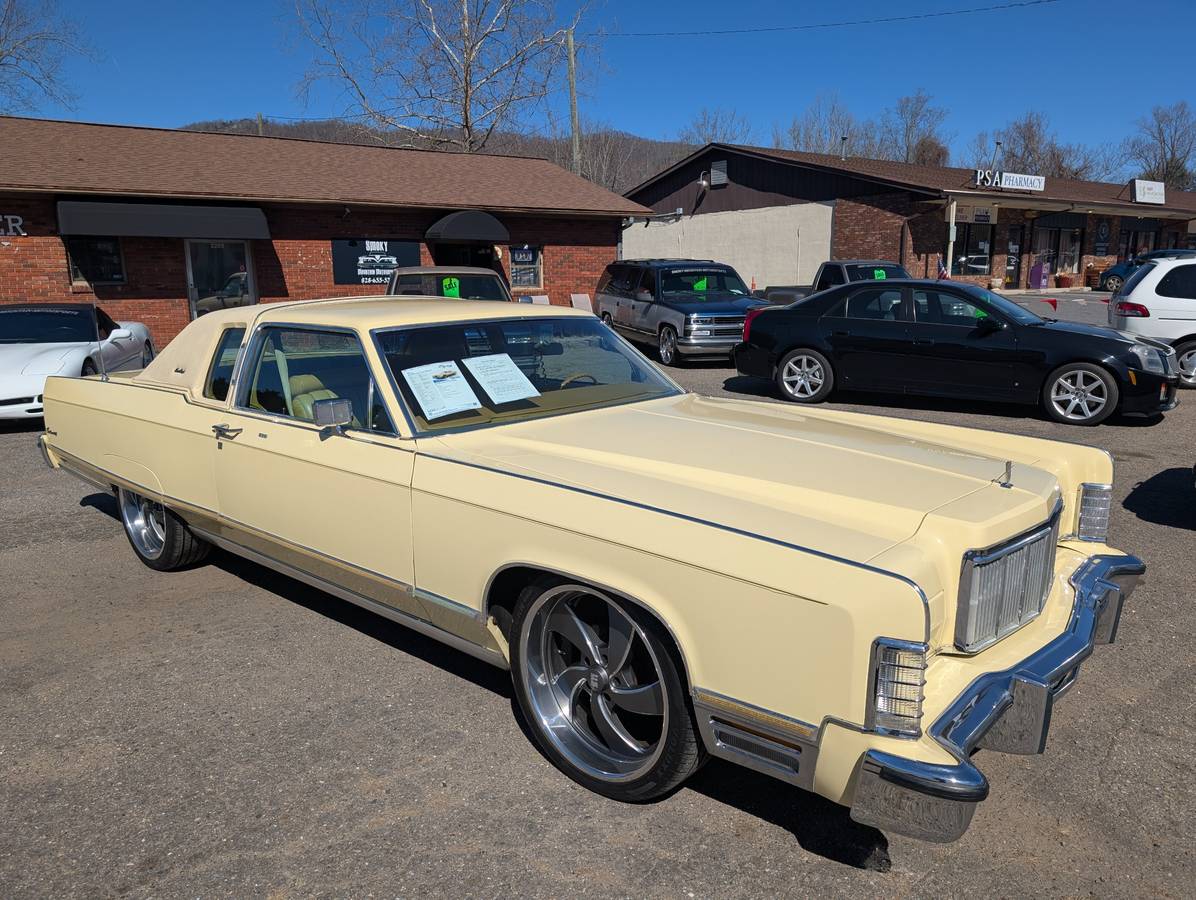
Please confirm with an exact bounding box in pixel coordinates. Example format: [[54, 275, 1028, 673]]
[[775, 348, 834, 403], [1104, 274, 1123, 294], [601, 312, 614, 328], [81, 359, 98, 377], [141, 342, 155, 368], [1174, 339, 1196, 389], [657, 325, 682, 367], [117, 486, 211, 571], [1042, 362, 1119, 425], [509, 575, 705, 802]]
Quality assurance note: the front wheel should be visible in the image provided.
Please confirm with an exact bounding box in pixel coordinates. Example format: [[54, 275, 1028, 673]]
[[510, 578, 704, 802], [1175, 340, 1196, 388], [118, 487, 211, 570], [1042, 363, 1118, 425], [81, 359, 98, 377], [658, 326, 681, 366], [140, 342, 155, 368], [1104, 274, 1124, 294], [775, 348, 834, 403]]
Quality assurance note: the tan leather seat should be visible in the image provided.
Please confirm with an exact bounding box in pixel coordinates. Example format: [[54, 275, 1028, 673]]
[[289, 373, 338, 421]]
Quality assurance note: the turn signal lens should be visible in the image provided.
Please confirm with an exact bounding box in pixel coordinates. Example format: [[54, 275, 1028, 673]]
[[1115, 301, 1151, 317], [1076, 483, 1113, 542], [743, 307, 766, 341], [867, 639, 927, 736]]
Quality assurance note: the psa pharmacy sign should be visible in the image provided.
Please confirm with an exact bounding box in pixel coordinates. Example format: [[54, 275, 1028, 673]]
[[973, 169, 1046, 192]]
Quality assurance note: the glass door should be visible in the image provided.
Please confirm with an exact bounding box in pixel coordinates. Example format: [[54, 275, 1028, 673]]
[[1005, 224, 1024, 288], [186, 239, 256, 318]]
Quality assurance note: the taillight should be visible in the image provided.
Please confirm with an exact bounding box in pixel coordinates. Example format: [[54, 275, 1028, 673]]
[[743, 307, 766, 341], [1115, 301, 1151, 318]]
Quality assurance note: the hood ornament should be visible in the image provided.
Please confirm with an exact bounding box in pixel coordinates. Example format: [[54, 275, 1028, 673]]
[[995, 460, 1013, 489]]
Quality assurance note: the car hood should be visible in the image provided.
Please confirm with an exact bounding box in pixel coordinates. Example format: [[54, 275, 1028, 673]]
[[429, 393, 1058, 568], [0, 342, 80, 375], [660, 295, 769, 315], [1035, 319, 1145, 344]]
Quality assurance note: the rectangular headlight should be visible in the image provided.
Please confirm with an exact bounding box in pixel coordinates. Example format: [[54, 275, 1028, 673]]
[[1076, 483, 1112, 542], [866, 638, 926, 736]]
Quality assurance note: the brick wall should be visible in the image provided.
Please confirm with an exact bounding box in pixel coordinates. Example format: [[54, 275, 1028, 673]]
[[0, 194, 622, 348]]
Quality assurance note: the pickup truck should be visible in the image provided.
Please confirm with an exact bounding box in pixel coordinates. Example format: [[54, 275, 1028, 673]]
[[763, 259, 910, 304], [387, 266, 512, 302]]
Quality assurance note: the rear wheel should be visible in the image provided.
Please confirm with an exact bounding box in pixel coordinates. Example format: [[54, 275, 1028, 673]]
[[510, 578, 704, 802], [1175, 340, 1196, 388], [775, 348, 834, 403], [141, 342, 155, 368], [601, 312, 614, 328], [1042, 363, 1118, 425], [1104, 274, 1124, 294], [118, 487, 210, 570]]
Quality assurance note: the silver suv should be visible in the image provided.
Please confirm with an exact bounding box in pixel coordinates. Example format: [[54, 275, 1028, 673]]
[[594, 259, 767, 365]]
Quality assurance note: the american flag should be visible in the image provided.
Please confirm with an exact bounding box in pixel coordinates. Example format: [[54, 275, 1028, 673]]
[[937, 259, 949, 280]]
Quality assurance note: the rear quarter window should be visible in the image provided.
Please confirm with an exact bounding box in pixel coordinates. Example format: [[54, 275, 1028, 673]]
[[1156, 263, 1196, 300], [1121, 261, 1157, 296], [203, 327, 246, 401]]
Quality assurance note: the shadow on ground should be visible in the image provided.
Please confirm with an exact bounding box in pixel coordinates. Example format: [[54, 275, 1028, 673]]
[[1124, 467, 1196, 531]]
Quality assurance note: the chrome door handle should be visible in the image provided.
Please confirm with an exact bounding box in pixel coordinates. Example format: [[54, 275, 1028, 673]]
[[211, 423, 243, 439]]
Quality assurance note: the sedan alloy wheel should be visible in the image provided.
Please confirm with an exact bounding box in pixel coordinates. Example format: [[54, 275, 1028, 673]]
[[1177, 343, 1196, 388], [1048, 368, 1111, 423], [782, 354, 825, 398]]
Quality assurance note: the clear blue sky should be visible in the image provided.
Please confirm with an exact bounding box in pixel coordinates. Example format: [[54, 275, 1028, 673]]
[[41, 0, 1196, 160]]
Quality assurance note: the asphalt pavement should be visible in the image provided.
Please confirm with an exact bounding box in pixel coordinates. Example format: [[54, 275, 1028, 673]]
[[2, 292, 1194, 898]]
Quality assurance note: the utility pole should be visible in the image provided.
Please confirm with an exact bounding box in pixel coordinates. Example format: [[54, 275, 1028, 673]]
[[567, 27, 580, 175], [256, 112, 264, 136]]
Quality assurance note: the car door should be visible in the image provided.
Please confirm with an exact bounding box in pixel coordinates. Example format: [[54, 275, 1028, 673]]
[[907, 287, 1025, 400], [212, 323, 426, 620], [821, 285, 916, 392], [629, 268, 658, 334]]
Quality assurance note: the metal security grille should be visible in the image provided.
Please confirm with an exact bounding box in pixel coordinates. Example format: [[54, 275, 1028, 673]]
[[956, 511, 1060, 653]]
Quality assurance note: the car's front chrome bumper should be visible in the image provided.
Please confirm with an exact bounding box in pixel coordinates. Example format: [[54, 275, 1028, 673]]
[[850, 553, 1145, 843]]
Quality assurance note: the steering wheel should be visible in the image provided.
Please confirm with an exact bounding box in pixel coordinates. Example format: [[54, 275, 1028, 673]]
[[559, 372, 598, 389]]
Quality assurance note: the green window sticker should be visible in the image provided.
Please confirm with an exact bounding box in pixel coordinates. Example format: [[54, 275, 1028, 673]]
[[693, 276, 708, 291], [873, 269, 887, 279], [441, 276, 461, 298]]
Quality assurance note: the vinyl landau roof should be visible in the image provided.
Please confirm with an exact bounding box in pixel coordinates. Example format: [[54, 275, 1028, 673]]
[[0, 116, 648, 217]]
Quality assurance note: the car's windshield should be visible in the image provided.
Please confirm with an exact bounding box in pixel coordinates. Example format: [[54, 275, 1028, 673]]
[[0, 306, 96, 343], [1121, 261, 1157, 296], [959, 285, 1044, 325], [392, 273, 510, 301], [843, 263, 910, 281], [377, 317, 679, 433], [659, 268, 748, 299]]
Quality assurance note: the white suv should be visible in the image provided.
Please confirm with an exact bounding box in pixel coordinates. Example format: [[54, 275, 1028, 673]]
[[1109, 256, 1196, 387]]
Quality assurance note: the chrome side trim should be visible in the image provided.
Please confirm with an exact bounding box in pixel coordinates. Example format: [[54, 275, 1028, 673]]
[[415, 587, 485, 623], [431, 453, 932, 642], [193, 527, 508, 670], [850, 553, 1144, 843]]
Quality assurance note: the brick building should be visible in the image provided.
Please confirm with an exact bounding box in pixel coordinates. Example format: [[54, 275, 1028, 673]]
[[0, 117, 646, 347], [624, 143, 1196, 292]]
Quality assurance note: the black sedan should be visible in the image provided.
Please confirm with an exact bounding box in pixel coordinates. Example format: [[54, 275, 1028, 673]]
[[734, 279, 1180, 425]]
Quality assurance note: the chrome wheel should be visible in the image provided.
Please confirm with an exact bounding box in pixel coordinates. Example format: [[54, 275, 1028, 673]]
[[1049, 369, 1109, 421], [119, 488, 166, 560], [1105, 275, 1123, 293], [520, 585, 668, 782], [1178, 346, 1196, 387], [781, 354, 825, 398], [658, 328, 677, 365]]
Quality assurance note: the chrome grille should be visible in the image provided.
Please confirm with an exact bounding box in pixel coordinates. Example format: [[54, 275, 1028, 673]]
[[690, 315, 746, 337], [955, 506, 1061, 653]]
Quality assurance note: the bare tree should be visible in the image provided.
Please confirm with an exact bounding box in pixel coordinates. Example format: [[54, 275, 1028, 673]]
[[678, 107, 753, 146], [295, 0, 570, 153], [1124, 101, 1196, 190], [773, 93, 878, 158], [877, 89, 948, 164], [0, 0, 84, 112], [985, 112, 1124, 181]]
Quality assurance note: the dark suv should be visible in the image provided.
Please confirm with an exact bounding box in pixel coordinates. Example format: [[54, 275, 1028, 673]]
[[594, 259, 767, 365]]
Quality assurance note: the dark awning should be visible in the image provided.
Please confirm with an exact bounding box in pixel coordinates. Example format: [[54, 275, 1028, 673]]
[[57, 201, 270, 239], [425, 209, 509, 243]]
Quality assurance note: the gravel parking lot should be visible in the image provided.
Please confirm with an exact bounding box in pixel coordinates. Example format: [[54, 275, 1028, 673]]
[[3, 296, 1194, 898]]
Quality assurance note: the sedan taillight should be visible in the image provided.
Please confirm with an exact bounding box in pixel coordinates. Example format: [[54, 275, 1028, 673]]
[[743, 307, 766, 341], [1115, 301, 1151, 317]]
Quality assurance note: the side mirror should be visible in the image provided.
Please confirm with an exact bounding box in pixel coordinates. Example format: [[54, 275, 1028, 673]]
[[313, 397, 353, 435], [976, 316, 1005, 334], [108, 328, 133, 341]]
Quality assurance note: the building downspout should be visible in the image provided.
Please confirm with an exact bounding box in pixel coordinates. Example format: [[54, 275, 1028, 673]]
[[945, 198, 958, 278]]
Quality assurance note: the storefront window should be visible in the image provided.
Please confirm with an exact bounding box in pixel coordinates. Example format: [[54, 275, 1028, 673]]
[[1118, 228, 1157, 261], [949, 223, 993, 275], [66, 236, 126, 285], [1033, 227, 1084, 274], [1059, 228, 1082, 274], [510, 246, 542, 289]]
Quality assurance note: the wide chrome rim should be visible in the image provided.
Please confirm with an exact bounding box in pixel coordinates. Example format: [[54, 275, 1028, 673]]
[[1050, 369, 1108, 421], [520, 585, 667, 782], [781, 354, 825, 398], [1179, 348, 1196, 387], [659, 329, 676, 365], [120, 488, 166, 559]]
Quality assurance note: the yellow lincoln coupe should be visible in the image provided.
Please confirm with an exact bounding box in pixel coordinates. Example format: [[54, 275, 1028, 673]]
[[38, 296, 1143, 842]]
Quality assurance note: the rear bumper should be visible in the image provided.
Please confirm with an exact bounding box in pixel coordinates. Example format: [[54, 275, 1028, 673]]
[[732, 341, 774, 377], [849, 553, 1144, 843]]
